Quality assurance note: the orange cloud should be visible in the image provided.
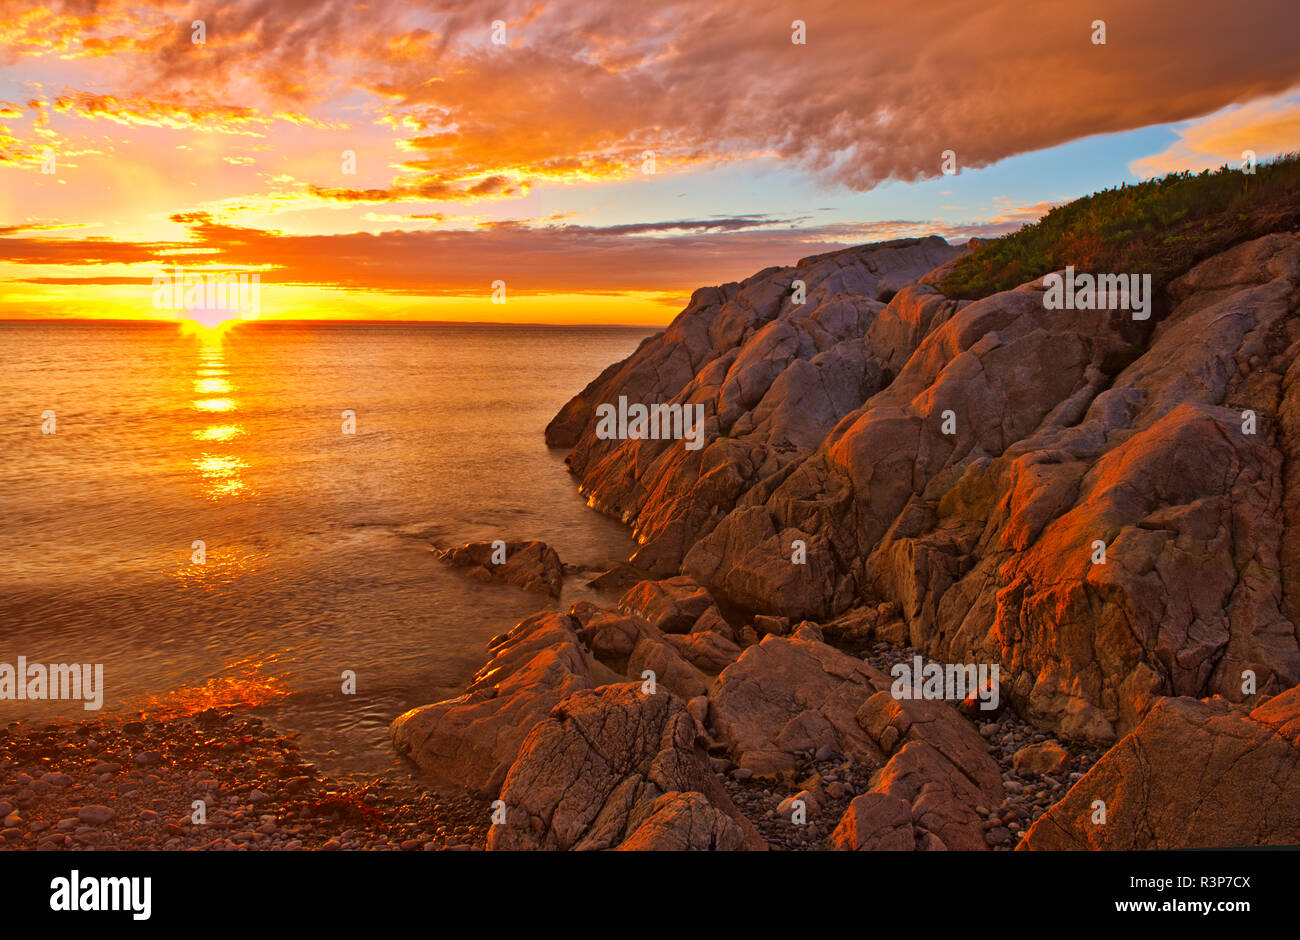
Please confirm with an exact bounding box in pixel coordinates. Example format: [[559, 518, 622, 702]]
[[5, 0, 1298, 197], [0, 208, 1050, 301], [1130, 93, 1300, 177]]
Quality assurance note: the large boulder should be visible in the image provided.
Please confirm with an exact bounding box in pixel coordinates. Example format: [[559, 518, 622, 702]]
[[617, 576, 721, 634], [831, 692, 1004, 851], [616, 791, 751, 851], [665, 630, 743, 674], [710, 633, 890, 778], [1021, 687, 1300, 849], [487, 684, 764, 850], [390, 611, 616, 795]]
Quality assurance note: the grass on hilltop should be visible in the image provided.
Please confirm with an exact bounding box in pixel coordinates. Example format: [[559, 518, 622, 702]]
[[940, 153, 1300, 301]]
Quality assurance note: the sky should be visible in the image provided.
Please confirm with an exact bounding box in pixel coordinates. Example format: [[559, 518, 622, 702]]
[[1, 0, 1298, 324]]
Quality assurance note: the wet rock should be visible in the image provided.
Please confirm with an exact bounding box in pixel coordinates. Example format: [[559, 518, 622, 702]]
[[436, 540, 564, 597], [390, 611, 611, 795]]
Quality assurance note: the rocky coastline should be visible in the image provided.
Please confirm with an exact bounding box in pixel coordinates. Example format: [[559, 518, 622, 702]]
[[9, 226, 1299, 852], [395, 228, 1300, 850]]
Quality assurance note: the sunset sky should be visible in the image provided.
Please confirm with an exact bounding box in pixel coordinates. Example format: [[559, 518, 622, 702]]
[[1, 0, 1298, 324]]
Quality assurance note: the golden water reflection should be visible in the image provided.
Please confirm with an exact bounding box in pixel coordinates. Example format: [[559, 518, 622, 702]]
[[133, 656, 290, 718], [193, 454, 249, 498], [189, 334, 251, 502], [193, 424, 244, 443], [194, 377, 231, 395]]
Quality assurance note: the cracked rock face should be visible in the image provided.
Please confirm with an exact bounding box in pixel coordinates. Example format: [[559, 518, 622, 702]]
[[394, 232, 1300, 851], [710, 633, 891, 778], [551, 232, 1300, 744], [487, 684, 764, 850], [831, 693, 1005, 851], [546, 236, 964, 580], [390, 611, 608, 796], [1020, 687, 1300, 849]]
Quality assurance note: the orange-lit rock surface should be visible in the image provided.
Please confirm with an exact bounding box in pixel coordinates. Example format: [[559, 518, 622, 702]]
[[397, 233, 1300, 849]]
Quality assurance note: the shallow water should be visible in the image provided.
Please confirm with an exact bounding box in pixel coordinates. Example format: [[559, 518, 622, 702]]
[[0, 319, 652, 775]]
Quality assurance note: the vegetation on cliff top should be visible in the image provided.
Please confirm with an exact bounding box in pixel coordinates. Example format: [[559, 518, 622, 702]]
[[941, 153, 1300, 301]]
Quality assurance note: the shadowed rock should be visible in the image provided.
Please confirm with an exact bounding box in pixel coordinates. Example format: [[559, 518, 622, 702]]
[[1020, 686, 1300, 849], [390, 611, 619, 795], [487, 684, 764, 850], [831, 693, 1004, 851], [710, 633, 890, 778], [436, 540, 564, 597]]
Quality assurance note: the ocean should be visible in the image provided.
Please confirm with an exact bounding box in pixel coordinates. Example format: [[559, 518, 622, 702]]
[[0, 319, 652, 776]]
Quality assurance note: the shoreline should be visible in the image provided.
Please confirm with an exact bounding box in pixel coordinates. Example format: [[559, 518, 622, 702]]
[[0, 708, 488, 851]]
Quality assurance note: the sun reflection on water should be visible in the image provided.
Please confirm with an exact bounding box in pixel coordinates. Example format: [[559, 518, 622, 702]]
[[187, 331, 252, 501], [168, 541, 268, 588], [194, 377, 231, 395], [132, 657, 290, 718], [193, 424, 244, 443], [191, 454, 249, 498]]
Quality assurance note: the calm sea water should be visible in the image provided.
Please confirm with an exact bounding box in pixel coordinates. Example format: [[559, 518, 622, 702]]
[[0, 320, 651, 776]]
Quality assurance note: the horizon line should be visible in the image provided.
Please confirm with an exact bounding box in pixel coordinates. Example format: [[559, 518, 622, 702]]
[[0, 317, 664, 329]]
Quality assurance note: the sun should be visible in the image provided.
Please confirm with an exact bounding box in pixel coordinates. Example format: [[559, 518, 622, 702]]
[[176, 310, 257, 338]]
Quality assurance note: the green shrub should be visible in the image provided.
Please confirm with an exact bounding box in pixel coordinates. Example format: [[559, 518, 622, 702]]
[[941, 153, 1300, 301]]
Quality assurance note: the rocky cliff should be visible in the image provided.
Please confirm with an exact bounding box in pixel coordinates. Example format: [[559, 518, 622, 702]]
[[549, 232, 1300, 746], [395, 227, 1300, 851]]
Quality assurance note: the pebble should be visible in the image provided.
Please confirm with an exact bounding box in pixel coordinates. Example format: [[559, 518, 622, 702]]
[[985, 826, 1012, 846], [77, 805, 115, 825]]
